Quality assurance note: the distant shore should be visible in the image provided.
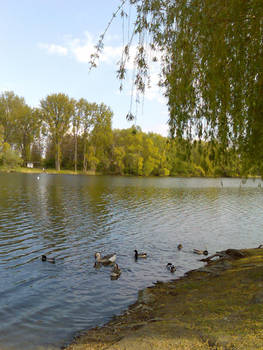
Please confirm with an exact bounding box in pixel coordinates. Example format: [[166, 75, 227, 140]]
[[0, 166, 96, 176], [0, 166, 260, 179], [64, 247, 263, 350]]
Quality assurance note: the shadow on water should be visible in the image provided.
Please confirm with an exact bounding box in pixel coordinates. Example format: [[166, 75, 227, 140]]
[[0, 174, 262, 349]]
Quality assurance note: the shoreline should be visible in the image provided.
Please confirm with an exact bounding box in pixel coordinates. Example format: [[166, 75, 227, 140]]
[[63, 247, 263, 350], [0, 167, 260, 179], [0, 167, 97, 176]]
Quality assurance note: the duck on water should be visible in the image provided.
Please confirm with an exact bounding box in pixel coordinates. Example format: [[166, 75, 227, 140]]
[[110, 263, 121, 279], [193, 249, 208, 256], [166, 263, 176, 273], [134, 250, 147, 259], [94, 252, 117, 264], [41, 255, 55, 263]]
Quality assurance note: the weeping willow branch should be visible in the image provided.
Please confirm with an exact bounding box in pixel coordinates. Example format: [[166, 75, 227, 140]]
[[90, 0, 263, 172], [89, 0, 128, 69]]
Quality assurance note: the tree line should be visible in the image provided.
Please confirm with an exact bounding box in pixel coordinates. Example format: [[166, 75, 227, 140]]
[[0, 91, 260, 177]]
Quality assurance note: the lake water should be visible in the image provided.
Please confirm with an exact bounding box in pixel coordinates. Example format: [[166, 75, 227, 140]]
[[0, 173, 262, 349]]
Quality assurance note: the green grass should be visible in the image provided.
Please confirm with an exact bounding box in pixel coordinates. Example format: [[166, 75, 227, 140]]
[[0, 166, 99, 175]]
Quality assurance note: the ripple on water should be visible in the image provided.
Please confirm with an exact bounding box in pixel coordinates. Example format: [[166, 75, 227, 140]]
[[0, 174, 262, 349]]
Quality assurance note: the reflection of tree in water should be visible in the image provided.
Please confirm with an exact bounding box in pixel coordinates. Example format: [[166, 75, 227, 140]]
[[79, 179, 113, 241], [41, 176, 115, 247], [43, 182, 68, 245], [0, 174, 44, 238]]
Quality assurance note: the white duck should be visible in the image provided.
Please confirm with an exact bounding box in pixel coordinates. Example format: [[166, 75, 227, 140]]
[[94, 252, 116, 264]]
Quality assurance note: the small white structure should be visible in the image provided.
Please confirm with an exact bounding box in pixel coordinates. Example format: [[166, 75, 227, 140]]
[[27, 162, 34, 168]]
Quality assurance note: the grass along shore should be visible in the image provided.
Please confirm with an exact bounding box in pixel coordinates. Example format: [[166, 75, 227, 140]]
[[0, 166, 96, 176], [0, 166, 260, 179], [64, 247, 263, 350]]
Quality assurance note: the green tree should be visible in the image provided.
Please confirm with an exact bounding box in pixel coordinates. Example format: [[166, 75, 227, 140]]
[[61, 134, 75, 169], [72, 99, 80, 172], [141, 137, 159, 176], [0, 142, 22, 168], [111, 146, 125, 174], [76, 99, 97, 172], [90, 103, 113, 172], [86, 145, 99, 172], [122, 131, 143, 175], [44, 138, 55, 168], [31, 140, 44, 166], [40, 93, 74, 171], [0, 91, 27, 145], [100, 1, 263, 172], [16, 107, 42, 166], [0, 125, 4, 145]]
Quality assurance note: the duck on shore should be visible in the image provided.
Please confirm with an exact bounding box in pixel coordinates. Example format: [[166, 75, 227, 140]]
[[41, 255, 55, 263], [193, 249, 208, 256], [95, 252, 116, 264], [134, 250, 147, 259], [166, 263, 176, 273]]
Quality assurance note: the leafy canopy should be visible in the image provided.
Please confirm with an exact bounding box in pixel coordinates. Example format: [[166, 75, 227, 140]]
[[94, 0, 263, 171]]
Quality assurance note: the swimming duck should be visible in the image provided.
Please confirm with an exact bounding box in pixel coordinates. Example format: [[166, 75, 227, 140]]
[[193, 249, 208, 256], [166, 263, 176, 273], [94, 252, 116, 264], [41, 255, 55, 263], [134, 250, 147, 259], [177, 244, 183, 250], [110, 263, 121, 279]]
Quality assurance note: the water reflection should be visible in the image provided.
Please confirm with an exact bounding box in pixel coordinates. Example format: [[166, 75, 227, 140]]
[[0, 174, 262, 349]]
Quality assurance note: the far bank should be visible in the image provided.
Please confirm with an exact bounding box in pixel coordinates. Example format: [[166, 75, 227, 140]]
[[0, 166, 261, 180]]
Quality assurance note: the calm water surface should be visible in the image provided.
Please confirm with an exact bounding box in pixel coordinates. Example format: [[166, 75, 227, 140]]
[[0, 174, 262, 349]]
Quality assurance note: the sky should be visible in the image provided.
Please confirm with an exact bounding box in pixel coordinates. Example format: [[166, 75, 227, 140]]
[[0, 0, 169, 136]]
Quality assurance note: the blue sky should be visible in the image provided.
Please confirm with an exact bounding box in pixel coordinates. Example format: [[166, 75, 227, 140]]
[[0, 0, 169, 135]]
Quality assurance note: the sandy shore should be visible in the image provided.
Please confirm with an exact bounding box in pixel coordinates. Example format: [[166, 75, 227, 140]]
[[64, 248, 263, 350]]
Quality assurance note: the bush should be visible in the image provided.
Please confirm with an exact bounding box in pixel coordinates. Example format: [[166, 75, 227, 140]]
[[0, 143, 22, 168]]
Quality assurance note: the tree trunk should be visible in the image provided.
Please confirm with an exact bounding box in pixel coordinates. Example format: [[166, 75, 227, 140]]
[[74, 133, 78, 172], [83, 136, 87, 172], [55, 142, 61, 171]]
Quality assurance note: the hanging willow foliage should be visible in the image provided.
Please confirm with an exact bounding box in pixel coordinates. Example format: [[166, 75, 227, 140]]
[[92, 0, 263, 171]]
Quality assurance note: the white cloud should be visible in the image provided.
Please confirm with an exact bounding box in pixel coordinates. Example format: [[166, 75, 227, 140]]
[[39, 31, 123, 64], [38, 43, 68, 56], [38, 31, 166, 104]]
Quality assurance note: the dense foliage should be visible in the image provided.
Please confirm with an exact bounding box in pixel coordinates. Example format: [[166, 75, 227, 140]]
[[0, 90, 259, 176], [94, 1, 263, 173]]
